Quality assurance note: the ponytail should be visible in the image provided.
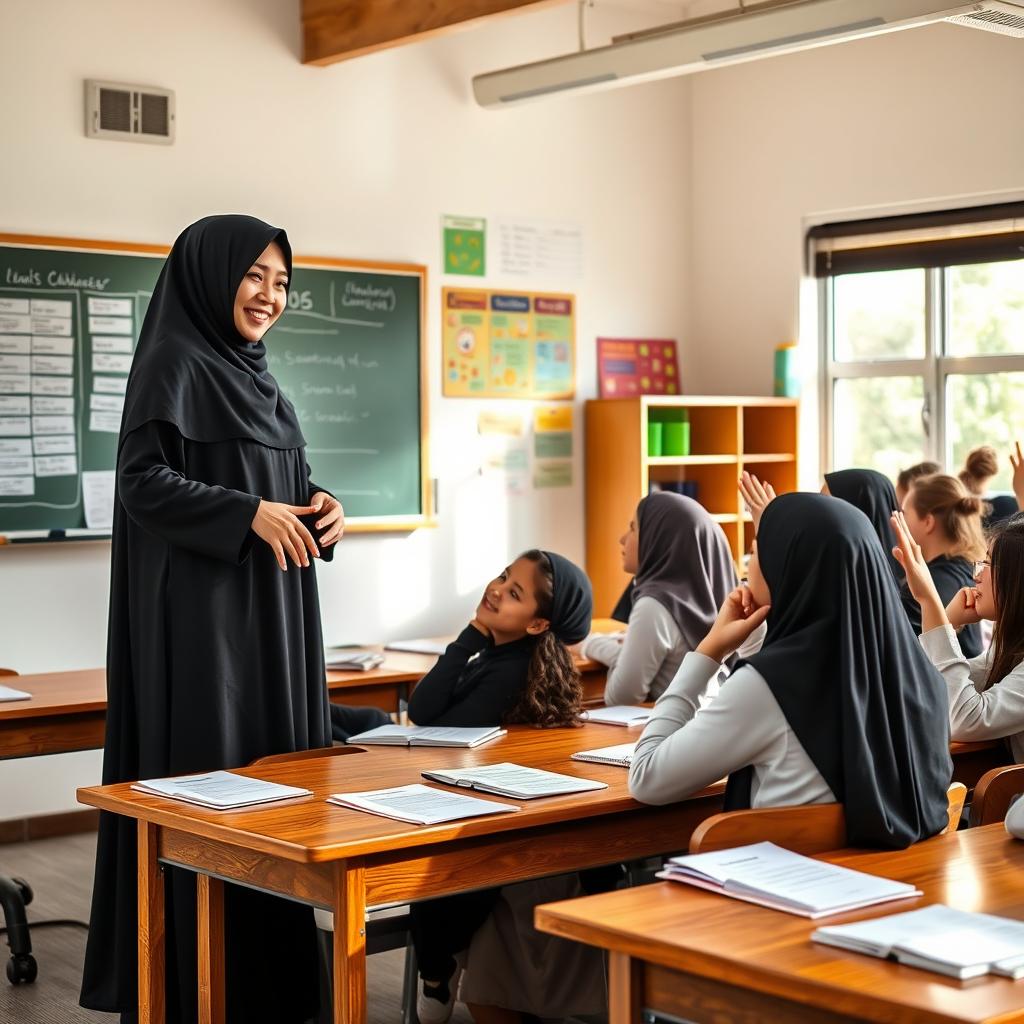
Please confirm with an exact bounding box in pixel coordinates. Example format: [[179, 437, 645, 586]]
[[959, 446, 999, 495], [908, 473, 986, 562], [504, 630, 583, 727]]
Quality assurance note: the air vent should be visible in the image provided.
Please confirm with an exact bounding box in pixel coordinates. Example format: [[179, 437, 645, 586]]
[[85, 80, 175, 144], [945, 2, 1024, 37]]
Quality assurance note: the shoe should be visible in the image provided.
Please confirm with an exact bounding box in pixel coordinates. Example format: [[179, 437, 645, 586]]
[[416, 966, 461, 1024]]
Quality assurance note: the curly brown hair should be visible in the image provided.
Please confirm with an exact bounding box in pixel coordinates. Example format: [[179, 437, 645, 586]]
[[503, 550, 583, 728]]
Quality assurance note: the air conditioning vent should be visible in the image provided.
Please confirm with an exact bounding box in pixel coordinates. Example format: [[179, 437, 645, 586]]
[[945, 2, 1024, 36], [85, 80, 175, 144]]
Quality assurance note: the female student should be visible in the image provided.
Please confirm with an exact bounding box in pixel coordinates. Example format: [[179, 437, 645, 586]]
[[81, 216, 344, 1023], [898, 473, 985, 657], [629, 493, 951, 849], [822, 468, 904, 582], [406, 549, 594, 1024], [894, 509, 1024, 763], [960, 444, 1019, 529], [895, 459, 941, 506], [580, 492, 751, 706]]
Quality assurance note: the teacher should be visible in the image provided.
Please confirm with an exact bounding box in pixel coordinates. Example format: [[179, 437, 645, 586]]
[[80, 215, 343, 1022]]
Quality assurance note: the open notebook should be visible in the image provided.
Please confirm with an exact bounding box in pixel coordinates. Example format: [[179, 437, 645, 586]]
[[347, 725, 506, 748], [658, 842, 920, 918], [813, 904, 1024, 979], [422, 763, 607, 800], [131, 771, 311, 810], [571, 743, 636, 767], [328, 783, 518, 825]]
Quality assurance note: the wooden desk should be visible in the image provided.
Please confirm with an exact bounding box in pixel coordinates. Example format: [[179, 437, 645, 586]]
[[77, 723, 722, 1024], [537, 823, 1024, 1024], [0, 654, 437, 760]]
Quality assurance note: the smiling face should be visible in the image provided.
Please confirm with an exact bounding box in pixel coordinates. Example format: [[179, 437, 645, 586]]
[[233, 240, 288, 343], [475, 556, 551, 645], [619, 517, 640, 575]]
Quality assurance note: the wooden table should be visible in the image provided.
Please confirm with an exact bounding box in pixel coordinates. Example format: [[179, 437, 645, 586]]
[[537, 823, 1024, 1024], [77, 722, 722, 1024]]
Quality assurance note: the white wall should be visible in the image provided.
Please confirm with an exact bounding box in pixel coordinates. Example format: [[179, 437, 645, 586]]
[[0, 0, 691, 814], [685, 23, 1024, 485]]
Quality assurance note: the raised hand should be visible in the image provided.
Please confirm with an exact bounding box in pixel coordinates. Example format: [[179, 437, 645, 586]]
[[1011, 441, 1024, 510], [739, 471, 776, 534]]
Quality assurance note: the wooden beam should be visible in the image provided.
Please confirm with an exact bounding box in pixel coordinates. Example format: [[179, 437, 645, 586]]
[[302, 0, 571, 67]]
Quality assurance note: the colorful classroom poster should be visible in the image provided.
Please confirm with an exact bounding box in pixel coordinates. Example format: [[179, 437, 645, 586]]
[[443, 216, 486, 277], [534, 461, 573, 488], [596, 338, 679, 398], [443, 288, 575, 399], [533, 405, 573, 459]]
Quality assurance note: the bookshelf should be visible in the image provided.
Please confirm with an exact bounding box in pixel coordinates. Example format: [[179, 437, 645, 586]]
[[584, 395, 799, 615]]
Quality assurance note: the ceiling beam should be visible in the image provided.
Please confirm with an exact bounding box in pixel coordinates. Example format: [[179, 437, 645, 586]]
[[302, 0, 572, 66]]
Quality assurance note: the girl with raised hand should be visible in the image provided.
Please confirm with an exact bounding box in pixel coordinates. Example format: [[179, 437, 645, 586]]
[[898, 473, 986, 657], [580, 491, 757, 707], [406, 549, 592, 1024], [894, 509, 1024, 762], [630, 493, 951, 850]]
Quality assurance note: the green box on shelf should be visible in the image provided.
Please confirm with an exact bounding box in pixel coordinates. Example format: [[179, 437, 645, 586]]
[[647, 421, 664, 457]]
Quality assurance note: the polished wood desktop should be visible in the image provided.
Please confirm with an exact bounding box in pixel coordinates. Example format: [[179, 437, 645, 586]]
[[77, 723, 721, 1024], [537, 823, 1024, 1024]]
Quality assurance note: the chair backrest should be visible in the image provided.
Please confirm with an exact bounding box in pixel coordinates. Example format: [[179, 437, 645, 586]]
[[0, 668, 19, 677], [969, 766, 1024, 826], [249, 744, 363, 767], [689, 783, 968, 855]]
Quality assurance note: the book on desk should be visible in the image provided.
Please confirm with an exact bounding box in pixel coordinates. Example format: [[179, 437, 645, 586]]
[[348, 724, 506, 748], [131, 771, 312, 809], [422, 762, 608, 800], [328, 783, 518, 825]]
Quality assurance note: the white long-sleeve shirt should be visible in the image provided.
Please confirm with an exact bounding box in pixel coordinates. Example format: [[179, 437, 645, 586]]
[[628, 650, 833, 808], [920, 623, 1024, 762], [582, 596, 765, 706]]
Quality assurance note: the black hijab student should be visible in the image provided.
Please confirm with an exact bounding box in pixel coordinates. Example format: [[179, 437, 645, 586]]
[[80, 216, 345, 1023], [629, 493, 951, 849], [406, 550, 591, 1024], [824, 468, 904, 583]]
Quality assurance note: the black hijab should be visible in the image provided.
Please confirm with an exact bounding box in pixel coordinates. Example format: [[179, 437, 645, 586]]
[[731, 493, 952, 849], [825, 468, 903, 582], [120, 214, 305, 450], [542, 551, 593, 645]]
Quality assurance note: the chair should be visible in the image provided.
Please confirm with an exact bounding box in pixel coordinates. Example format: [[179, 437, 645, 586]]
[[689, 783, 968, 855], [969, 765, 1024, 826], [248, 744, 418, 1024]]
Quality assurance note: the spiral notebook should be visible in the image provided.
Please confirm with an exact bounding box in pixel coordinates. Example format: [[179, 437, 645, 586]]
[[571, 743, 636, 767]]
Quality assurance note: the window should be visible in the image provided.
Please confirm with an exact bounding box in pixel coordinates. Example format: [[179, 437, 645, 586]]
[[816, 205, 1024, 487]]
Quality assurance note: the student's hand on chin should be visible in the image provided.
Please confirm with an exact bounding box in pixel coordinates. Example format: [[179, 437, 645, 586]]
[[470, 616, 492, 637], [697, 585, 770, 663], [889, 511, 942, 608], [946, 587, 984, 629]]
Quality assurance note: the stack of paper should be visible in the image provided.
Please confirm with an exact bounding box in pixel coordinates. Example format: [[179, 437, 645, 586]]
[[582, 706, 651, 727], [386, 638, 448, 655], [658, 842, 920, 918], [131, 771, 311, 809], [813, 904, 1024, 979], [324, 648, 385, 671], [0, 684, 31, 702], [422, 763, 607, 799], [571, 743, 636, 767], [348, 725, 506, 748], [328, 783, 518, 825]]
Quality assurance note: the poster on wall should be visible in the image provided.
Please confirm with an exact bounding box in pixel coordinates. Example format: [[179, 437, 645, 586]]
[[442, 287, 575, 399], [596, 338, 679, 398], [442, 215, 486, 277]]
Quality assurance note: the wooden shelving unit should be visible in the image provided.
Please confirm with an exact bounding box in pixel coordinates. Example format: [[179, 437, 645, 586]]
[[584, 395, 799, 615]]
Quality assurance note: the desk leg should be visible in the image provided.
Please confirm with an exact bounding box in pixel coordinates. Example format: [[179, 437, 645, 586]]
[[608, 952, 642, 1024], [332, 860, 367, 1024], [138, 821, 165, 1024], [197, 874, 225, 1024]]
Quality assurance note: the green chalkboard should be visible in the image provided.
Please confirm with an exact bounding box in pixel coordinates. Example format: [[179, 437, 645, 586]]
[[0, 235, 429, 535]]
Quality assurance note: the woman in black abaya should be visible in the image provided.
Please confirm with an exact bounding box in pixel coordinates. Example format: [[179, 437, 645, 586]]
[[81, 215, 343, 1023]]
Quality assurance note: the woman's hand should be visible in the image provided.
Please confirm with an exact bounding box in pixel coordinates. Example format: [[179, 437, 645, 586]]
[[469, 618, 491, 638], [890, 510, 949, 632], [310, 491, 345, 547], [251, 500, 319, 570], [946, 586, 984, 630], [1011, 441, 1024, 510], [739, 471, 776, 534], [697, 585, 770, 664]]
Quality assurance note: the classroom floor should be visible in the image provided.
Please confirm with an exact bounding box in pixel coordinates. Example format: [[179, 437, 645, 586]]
[[0, 832, 474, 1024]]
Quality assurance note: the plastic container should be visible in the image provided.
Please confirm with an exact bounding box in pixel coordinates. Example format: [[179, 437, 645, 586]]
[[647, 421, 664, 457], [663, 421, 690, 456]]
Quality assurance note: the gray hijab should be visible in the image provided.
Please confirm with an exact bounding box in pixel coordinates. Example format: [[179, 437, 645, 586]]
[[631, 492, 738, 652]]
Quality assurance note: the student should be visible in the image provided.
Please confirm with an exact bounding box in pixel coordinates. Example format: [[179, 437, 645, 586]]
[[406, 549, 593, 1024], [960, 445, 1019, 530], [629, 493, 952, 849], [822, 468, 903, 582], [580, 492, 753, 706], [895, 459, 941, 506], [899, 473, 985, 657], [894, 510, 1024, 763], [81, 216, 343, 1023]]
